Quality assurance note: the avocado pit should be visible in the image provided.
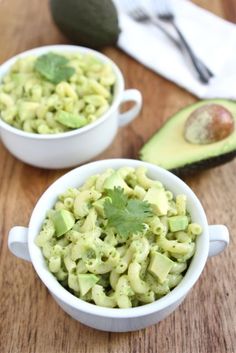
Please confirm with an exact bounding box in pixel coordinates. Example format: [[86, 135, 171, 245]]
[[184, 104, 234, 145]]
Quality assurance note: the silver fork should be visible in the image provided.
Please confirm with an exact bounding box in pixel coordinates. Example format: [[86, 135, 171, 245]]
[[128, 6, 180, 48], [155, 0, 214, 83]]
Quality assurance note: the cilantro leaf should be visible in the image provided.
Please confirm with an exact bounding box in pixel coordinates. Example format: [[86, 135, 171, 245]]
[[126, 199, 153, 218], [51, 66, 75, 84], [35, 52, 75, 84], [104, 187, 153, 237], [106, 187, 127, 209]]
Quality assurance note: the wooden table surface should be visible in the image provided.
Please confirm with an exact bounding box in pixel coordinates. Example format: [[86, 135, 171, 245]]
[[0, 0, 236, 352]]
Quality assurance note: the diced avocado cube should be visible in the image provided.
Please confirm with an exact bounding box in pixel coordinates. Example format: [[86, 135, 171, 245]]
[[52, 209, 75, 237], [144, 187, 168, 216], [78, 274, 99, 296], [148, 251, 174, 283], [103, 172, 130, 193], [93, 197, 109, 217], [168, 215, 188, 232], [55, 111, 87, 128]]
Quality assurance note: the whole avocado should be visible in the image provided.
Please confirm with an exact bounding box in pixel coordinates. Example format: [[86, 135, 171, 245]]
[[50, 0, 120, 48]]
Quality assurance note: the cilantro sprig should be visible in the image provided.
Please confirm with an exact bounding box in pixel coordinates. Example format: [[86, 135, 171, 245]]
[[35, 52, 75, 84], [104, 187, 153, 237]]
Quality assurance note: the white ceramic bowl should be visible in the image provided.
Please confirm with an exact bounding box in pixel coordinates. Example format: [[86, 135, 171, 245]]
[[8, 159, 229, 332], [0, 46, 142, 169]]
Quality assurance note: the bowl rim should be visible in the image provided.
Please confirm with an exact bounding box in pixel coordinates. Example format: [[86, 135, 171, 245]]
[[28, 158, 209, 319], [0, 44, 124, 140]]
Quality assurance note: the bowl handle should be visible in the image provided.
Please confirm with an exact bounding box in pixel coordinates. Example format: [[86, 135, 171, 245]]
[[118, 89, 142, 127], [8, 226, 31, 262], [208, 225, 229, 257]]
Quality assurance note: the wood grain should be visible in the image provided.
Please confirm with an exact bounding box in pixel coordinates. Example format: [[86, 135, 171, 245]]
[[0, 0, 236, 352]]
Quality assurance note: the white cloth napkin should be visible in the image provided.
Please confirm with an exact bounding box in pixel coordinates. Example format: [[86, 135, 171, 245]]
[[114, 0, 236, 99]]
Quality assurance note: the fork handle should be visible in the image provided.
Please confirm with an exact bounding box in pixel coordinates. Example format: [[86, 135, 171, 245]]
[[172, 22, 214, 83]]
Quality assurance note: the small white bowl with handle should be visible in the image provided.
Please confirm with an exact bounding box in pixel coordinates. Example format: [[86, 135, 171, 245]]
[[8, 159, 229, 332], [0, 45, 142, 169]]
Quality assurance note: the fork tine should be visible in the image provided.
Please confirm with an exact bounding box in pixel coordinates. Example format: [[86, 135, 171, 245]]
[[154, 0, 171, 16], [129, 8, 139, 20], [131, 8, 140, 18], [121, 0, 133, 14], [133, 8, 145, 18], [124, 0, 181, 47], [124, 0, 146, 17], [127, 4, 148, 22]]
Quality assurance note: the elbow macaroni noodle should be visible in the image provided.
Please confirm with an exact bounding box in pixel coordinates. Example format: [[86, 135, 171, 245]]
[[36, 167, 202, 308], [0, 53, 115, 133]]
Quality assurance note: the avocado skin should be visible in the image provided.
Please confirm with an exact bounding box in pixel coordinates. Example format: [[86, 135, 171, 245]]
[[170, 150, 236, 176], [50, 0, 120, 48], [140, 99, 236, 176]]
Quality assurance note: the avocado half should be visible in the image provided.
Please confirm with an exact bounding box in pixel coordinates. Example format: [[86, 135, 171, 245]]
[[140, 99, 236, 175]]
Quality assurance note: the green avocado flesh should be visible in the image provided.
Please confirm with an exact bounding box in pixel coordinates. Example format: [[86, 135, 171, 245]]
[[55, 111, 87, 129], [78, 274, 99, 296], [140, 99, 236, 174], [52, 210, 75, 237], [143, 187, 168, 216], [168, 216, 188, 232], [148, 251, 174, 283]]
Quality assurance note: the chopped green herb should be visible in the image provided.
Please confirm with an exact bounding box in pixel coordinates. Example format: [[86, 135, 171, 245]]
[[104, 187, 153, 237], [35, 52, 75, 84]]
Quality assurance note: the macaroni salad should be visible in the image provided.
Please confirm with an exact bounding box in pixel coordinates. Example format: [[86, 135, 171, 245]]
[[36, 167, 202, 308], [0, 52, 115, 133]]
